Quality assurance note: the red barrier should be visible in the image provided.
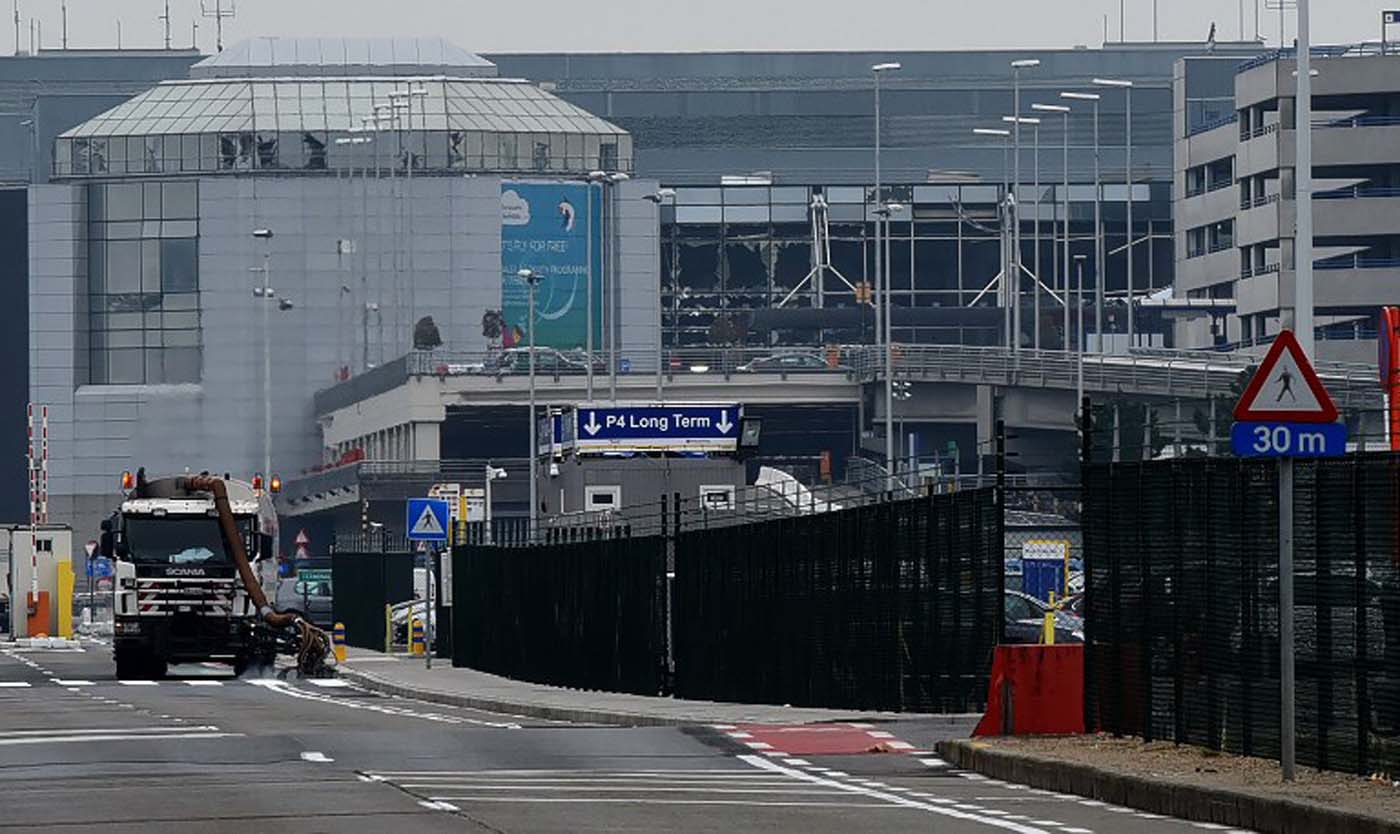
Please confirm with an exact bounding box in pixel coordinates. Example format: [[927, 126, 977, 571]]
[[974, 644, 1085, 736]]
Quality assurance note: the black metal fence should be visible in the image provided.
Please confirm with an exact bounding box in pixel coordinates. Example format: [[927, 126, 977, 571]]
[[332, 548, 414, 651], [1084, 453, 1400, 775], [451, 536, 669, 696], [672, 488, 1002, 712]]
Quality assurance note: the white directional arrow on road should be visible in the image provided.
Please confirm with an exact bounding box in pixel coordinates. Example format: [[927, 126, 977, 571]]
[[584, 412, 601, 436], [716, 410, 733, 433]]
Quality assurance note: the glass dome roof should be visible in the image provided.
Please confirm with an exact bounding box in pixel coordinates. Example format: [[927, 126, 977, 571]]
[[55, 75, 631, 178]]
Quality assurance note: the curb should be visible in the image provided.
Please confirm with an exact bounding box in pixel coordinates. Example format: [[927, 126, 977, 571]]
[[336, 666, 691, 727], [936, 739, 1400, 834]]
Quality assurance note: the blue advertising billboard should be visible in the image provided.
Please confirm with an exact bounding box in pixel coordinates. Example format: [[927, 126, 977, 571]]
[[501, 182, 604, 350]]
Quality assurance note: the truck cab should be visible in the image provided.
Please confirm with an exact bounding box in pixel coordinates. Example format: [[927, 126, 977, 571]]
[[106, 478, 277, 679]]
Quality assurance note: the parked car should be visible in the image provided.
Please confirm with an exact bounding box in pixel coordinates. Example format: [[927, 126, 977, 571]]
[[737, 352, 842, 374], [494, 347, 603, 376], [1004, 589, 1084, 644], [275, 577, 333, 629]]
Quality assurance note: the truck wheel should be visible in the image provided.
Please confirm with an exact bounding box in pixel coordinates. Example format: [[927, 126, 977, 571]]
[[115, 649, 149, 680]]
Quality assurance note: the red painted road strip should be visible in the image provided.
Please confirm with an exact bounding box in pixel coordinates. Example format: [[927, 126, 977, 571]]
[[730, 723, 916, 756]]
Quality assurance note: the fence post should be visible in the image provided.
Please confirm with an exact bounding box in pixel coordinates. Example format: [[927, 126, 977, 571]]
[[995, 419, 1006, 647], [1080, 395, 1093, 733], [1354, 457, 1369, 775]]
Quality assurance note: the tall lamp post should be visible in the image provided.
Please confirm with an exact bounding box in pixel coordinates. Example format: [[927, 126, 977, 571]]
[[871, 62, 901, 356], [585, 170, 608, 401], [1003, 115, 1041, 349], [1074, 253, 1087, 406], [644, 188, 677, 400], [604, 172, 630, 403], [335, 132, 374, 371], [1032, 102, 1072, 351], [1093, 77, 1134, 348], [1061, 91, 1102, 351], [1009, 59, 1040, 353], [875, 200, 904, 477], [973, 128, 1012, 346], [517, 268, 543, 541], [252, 228, 275, 482]]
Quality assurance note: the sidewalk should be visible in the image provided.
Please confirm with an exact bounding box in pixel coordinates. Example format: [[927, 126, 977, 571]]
[[338, 647, 971, 728]]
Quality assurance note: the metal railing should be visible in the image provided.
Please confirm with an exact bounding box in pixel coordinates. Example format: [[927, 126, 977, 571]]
[[1240, 122, 1279, 141], [1315, 114, 1400, 129], [1315, 255, 1400, 271], [1186, 112, 1238, 138], [850, 343, 1377, 407], [1240, 192, 1279, 210], [1314, 185, 1400, 201], [1237, 41, 1399, 74]]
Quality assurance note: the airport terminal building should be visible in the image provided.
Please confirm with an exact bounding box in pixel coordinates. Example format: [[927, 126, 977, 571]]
[[15, 36, 1289, 537]]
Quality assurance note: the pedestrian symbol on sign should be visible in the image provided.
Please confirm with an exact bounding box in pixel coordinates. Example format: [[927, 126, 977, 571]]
[[405, 498, 451, 543], [411, 506, 444, 537]]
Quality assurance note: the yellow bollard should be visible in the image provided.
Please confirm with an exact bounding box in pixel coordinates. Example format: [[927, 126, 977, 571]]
[[410, 618, 425, 655], [1042, 591, 1057, 646], [384, 604, 392, 654], [56, 563, 75, 638], [332, 621, 347, 663]]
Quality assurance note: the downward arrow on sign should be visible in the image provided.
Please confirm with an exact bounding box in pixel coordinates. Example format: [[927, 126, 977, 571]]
[[716, 410, 733, 433], [584, 412, 602, 436]]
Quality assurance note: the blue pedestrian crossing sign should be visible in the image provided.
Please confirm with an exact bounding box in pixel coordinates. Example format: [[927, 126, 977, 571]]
[[406, 498, 451, 543]]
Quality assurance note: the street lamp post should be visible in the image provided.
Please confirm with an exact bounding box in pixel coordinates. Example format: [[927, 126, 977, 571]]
[[872, 61, 901, 360], [483, 464, 507, 545], [586, 171, 608, 401], [1061, 91, 1102, 351], [335, 132, 374, 372], [517, 268, 543, 541], [644, 188, 677, 400], [1003, 115, 1041, 349], [1075, 253, 1087, 406], [1094, 77, 1134, 347], [875, 200, 904, 479], [1032, 103, 1071, 351], [973, 128, 1013, 347], [252, 229, 275, 482], [1010, 59, 1040, 354], [598, 172, 630, 404]]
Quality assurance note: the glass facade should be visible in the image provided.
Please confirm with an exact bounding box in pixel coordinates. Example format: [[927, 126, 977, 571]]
[[87, 181, 201, 385], [661, 182, 1172, 348], [54, 78, 632, 178]]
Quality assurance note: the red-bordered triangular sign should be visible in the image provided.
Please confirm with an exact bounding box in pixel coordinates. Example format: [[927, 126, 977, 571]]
[[1233, 329, 1338, 423]]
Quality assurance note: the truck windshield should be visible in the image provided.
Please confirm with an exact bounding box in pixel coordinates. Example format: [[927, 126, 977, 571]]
[[124, 517, 232, 566]]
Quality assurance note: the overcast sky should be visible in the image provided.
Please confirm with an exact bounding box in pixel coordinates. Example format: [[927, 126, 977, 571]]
[[29, 1, 1382, 54]]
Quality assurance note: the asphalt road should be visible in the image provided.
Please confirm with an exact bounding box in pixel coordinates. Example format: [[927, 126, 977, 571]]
[[0, 642, 1246, 833]]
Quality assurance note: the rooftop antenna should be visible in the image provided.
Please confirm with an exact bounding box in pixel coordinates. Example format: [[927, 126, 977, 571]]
[[12, 1, 18, 56], [159, 0, 170, 49], [191, 18, 198, 50], [115, 18, 120, 50], [199, 0, 234, 52], [58, 0, 64, 49]]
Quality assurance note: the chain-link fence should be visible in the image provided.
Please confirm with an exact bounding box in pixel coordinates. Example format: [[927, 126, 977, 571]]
[[1083, 452, 1400, 776]]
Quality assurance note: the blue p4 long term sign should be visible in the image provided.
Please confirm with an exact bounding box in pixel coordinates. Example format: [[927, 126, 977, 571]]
[[575, 404, 741, 452]]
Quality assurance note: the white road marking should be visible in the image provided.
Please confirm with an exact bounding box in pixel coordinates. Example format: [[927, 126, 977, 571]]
[[118, 681, 159, 686], [0, 732, 240, 747], [782, 758, 810, 766], [845, 722, 875, 729], [250, 679, 520, 728], [726, 731, 753, 739], [53, 679, 94, 686], [0, 682, 31, 688], [739, 756, 1056, 833], [884, 741, 915, 750], [1192, 826, 1231, 831], [184, 680, 224, 687], [1062, 828, 1093, 833], [744, 741, 773, 750], [920, 758, 948, 768], [417, 800, 460, 811], [1, 726, 220, 738], [866, 731, 895, 738], [307, 678, 350, 688], [300, 751, 334, 763], [426, 786, 844, 796], [422, 797, 902, 808]]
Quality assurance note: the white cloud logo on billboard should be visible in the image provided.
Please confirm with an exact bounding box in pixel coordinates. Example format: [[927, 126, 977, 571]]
[[501, 189, 532, 226]]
